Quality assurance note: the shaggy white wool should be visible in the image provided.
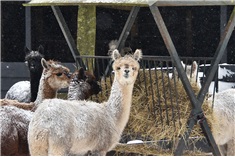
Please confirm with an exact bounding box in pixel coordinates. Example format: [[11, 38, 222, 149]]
[[5, 81, 31, 103], [28, 49, 142, 156]]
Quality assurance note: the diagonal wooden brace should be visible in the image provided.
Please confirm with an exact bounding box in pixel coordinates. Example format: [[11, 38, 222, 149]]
[[149, 4, 235, 156], [51, 6, 86, 69], [104, 6, 140, 77]]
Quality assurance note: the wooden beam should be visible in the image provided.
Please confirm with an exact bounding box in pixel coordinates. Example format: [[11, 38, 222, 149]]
[[104, 6, 140, 77], [51, 6, 85, 68], [149, 4, 222, 156], [23, 0, 235, 7], [150, 0, 235, 6]]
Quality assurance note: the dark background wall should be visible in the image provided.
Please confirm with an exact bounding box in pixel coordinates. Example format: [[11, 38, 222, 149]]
[[1, 2, 234, 63], [1, 2, 235, 99]]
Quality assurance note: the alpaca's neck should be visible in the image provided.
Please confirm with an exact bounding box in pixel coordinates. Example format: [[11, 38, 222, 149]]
[[30, 71, 42, 102], [106, 78, 134, 132], [68, 82, 91, 100], [34, 75, 57, 106]]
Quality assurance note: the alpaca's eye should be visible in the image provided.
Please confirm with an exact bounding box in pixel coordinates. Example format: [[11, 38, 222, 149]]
[[117, 67, 121, 70], [56, 73, 63, 76], [132, 67, 136, 71]]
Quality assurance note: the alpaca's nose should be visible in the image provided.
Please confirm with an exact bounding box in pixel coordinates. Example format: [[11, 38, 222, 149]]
[[124, 69, 130, 73]]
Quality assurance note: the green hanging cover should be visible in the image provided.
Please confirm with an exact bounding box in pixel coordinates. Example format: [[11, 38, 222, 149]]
[[77, 5, 96, 70]]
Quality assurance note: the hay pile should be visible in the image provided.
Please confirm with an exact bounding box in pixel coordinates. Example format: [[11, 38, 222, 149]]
[[111, 142, 209, 156], [96, 69, 213, 155]]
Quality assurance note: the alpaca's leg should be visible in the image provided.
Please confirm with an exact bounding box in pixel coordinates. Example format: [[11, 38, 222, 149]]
[[98, 150, 107, 156], [1, 126, 19, 155], [28, 131, 49, 156], [226, 139, 235, 156], [48, 139, 68, 156], [89, 150, 107, 156], [84, 150, 106, 156], [218, 144, 227, 156]]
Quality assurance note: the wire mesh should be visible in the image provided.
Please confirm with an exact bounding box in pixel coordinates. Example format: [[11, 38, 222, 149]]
[[75, 55, 215, 142]]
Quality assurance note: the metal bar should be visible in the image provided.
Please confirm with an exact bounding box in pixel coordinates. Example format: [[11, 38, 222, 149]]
[[149, 1, 235, 6], [193, 7, 235, 155], [104, 6, 140, 77], [220, 6, 228, 63], [51, 6, 85, 68], [24, 0, 235, 7], [149, 4, 199, 110], [25, 6, 31, 49], [177, 109, 221, 155], [173, 118, 196, 155], [76, 55, 213, 61], [197, 6, 235, 106], [166, 61, 175, 127], [149, 5, 221, 155], [116, 6, 140, 50], [154, 61, 164, 126], [199, 118, 221, 155], [160, 63, 170, 125], [172, 64, 182, 127]]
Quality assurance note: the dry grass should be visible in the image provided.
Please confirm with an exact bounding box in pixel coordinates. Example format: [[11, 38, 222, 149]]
[[111, 142, 209, 156]]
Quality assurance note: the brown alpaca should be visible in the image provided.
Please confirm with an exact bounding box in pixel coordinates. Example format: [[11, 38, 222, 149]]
[[0, 58, 71, 156], [0, 99, 34, 110], [27, 49, 142, 155]]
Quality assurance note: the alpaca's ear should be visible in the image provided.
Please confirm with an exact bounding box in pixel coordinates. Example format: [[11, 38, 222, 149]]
[[111, 49, 121, 61], [181, 61, 185, 69], [24, 46, 30, 55], [41, 58, 49, 70], [133, 49, 142, 61], [38, 45, 44, 55], [192, 61, 198, 73], [109, 40, 118, 50], [78, 67, 86, 80]]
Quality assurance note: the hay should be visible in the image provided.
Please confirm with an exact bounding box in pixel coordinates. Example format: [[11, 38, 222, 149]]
[[96, 69, 213, 155], [110, 143, 209, 156]]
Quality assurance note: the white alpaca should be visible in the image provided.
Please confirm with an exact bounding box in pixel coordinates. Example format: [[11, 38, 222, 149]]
[[181, 61, 198, 81], [210, 88, 235, 156], [28, 49, 142, 156], [108, 39, 132, 56], [173, 61, 200, 87]]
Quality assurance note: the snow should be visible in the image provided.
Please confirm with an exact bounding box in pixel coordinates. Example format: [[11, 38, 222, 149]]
[[127, 140, 144, 144], [218, 66, 235, 79], [28, 0, 149, 5], [218, 81, 235, 92]]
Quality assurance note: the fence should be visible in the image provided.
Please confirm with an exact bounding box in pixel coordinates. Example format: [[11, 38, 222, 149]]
[[0, 55, 218, 154], [76, 55, 216, 150]]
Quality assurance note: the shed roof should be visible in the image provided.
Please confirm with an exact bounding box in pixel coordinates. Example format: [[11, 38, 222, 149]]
[[24, 0, 235, 6]]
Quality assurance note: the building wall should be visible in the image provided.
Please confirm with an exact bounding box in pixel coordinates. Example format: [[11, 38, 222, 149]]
[[1, 2, 234, 63], [1, 2, 234, 98]]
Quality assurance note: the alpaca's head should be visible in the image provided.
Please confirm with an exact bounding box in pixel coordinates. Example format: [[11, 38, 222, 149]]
[[25, 45, 44, 73], [68, 68, 101, 100], [174, 61, 198, 81], [111, 49, 142, 85], [108, 40, 132, 56], [181, 61, 198, 79], [41, 58, 71, 90]]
